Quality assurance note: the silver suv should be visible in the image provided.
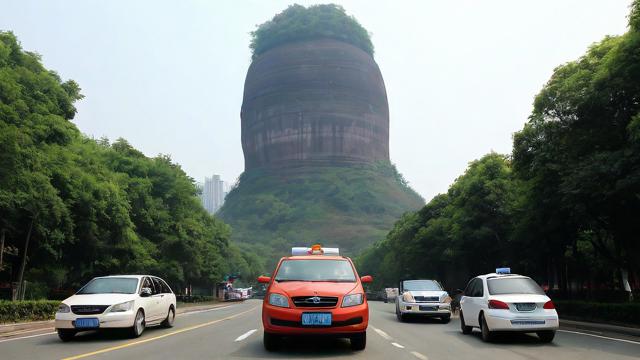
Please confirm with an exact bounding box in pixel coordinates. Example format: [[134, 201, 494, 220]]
[[395, 279, 452, 323]]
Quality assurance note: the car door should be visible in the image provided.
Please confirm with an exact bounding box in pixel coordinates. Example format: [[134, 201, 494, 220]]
[[462, 278, 482, 326], [138, 277, 157, 321], [150, 277, 166, 321]]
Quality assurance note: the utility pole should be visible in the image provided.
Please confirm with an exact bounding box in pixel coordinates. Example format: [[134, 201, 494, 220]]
[[15, 218, 34, 301]]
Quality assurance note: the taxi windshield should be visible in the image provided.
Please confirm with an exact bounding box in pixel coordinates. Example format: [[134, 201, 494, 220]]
[[77, 277, 139, 294], [403, 280, 442, 291], [275, 260, 356, 282], [488, 277, 545, 295]]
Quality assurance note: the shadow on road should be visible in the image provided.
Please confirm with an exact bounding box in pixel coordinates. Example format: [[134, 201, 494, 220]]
[[232, 335, 358, 358]]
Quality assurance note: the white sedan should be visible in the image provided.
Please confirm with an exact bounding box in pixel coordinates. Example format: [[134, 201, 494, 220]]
[[55, 275, 176, 341], [459, 272, 559, 342]]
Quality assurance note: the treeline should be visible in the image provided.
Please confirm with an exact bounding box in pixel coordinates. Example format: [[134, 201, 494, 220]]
[[0, 32, 262, 299], [357, 2, 640, 300], [250, 4, 374, 59]]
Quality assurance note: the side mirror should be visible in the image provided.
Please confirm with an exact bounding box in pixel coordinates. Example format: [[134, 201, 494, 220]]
[[257, 276, 271, 284], [360, 275, 373, 284], [140, 287, 152, 297]]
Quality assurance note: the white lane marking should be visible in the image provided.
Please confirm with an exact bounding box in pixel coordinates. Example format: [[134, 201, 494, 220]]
[[0, 331, 56, 343], [391, 342, 405, 348], [180, 305, 233, 316], [234, 329, 257, 342], [411, 351, 429, 360], [370, 325, 393, 340], [558, 330, 640, 345]]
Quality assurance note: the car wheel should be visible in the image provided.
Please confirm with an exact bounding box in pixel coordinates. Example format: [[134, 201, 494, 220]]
[[480, 314, 493, 342], [460, 311, 472, 334], [350, 332, 366, 350], [161, 306, 175, 328], [396, 304, 405, 322], [441, 315, 451, 324], [57, 329, 76, 342], [263, 331, 281, 351], [130, 309, 145, 338], [537, 330, 556, 343]]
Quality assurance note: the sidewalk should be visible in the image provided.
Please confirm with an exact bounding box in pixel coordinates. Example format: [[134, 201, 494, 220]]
[[0, 301, 232, 339], [560, 318, 640, 338]]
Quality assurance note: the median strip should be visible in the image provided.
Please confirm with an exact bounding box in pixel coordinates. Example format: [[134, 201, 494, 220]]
[[61, 306, 258, 360]]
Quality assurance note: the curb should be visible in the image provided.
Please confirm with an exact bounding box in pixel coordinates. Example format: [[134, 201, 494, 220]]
[[560, 318, 640, 338]]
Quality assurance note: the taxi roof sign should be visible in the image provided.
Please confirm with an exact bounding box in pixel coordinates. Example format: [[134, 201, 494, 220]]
[[291, 245, 339, 256], [496, 267, 511, 274]]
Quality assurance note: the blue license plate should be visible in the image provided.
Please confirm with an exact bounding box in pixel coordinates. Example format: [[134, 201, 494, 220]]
[[75, 318, 100, 328], [510, 320, 545, 326], [301, 312, 332, 326], [419, 306, 438, 311]]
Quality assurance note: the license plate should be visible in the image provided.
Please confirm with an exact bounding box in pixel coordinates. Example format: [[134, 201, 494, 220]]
[[301, 312, 332, 326], [75, 318, 99, 328], [510, 320, 545, 326], [515, 303, 537, 311], [419, 306, 438, 311]]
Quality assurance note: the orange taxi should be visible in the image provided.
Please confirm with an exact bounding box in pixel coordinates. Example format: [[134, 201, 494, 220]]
[[258, 245, 373, 351]]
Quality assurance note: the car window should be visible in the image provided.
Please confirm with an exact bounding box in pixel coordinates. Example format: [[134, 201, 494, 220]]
[[159, 278, 172, 294], [274, 259, 356, 282], [77, 277, 139, 294], [141, 277, 154, 293], [464, 279, 475, 297], [151, 277, 163, 295], [402, 280, 442, 291], [488, 277, 545, 295], [475, 279, 484, 297]]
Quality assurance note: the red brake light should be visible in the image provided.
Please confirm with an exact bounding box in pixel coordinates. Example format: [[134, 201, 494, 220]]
[[543, 301, 555, 309], [488, 299, 510, 310]]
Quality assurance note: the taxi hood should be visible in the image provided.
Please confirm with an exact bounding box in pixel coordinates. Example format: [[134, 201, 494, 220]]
[[272, 281, 360, 297]]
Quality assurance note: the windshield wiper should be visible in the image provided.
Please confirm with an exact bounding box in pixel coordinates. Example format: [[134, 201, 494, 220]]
[[275, 279, 303, 282]]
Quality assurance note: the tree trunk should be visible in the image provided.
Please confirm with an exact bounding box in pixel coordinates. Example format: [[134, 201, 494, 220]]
[[14, 218, 34, 301], [0, 228, 5, 270]]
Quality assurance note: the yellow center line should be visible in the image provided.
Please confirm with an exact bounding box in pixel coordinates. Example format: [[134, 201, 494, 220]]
[[61, 305, 258, 360]]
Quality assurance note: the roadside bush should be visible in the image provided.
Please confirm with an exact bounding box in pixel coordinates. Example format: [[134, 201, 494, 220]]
[[555, 300, 640, 327], [176, 295, 215, 303], [0, 300, 60, 323]]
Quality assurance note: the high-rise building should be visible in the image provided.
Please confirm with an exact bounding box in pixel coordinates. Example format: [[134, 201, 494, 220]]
[[202, 175, 226, 214]]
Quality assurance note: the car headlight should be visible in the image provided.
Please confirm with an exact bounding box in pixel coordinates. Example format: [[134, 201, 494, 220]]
[[268, 293, 289, 308], [442, 295, 452, 303], [402, 292, 415, 303], [57, 303, 70, 313], [109, 300, 134, 313], [342, 293, 363, 307]]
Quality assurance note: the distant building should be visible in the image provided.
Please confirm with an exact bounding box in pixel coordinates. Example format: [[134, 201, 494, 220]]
[[202, 175, 226, 214]]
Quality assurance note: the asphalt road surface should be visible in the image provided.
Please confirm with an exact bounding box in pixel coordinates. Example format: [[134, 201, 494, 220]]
[[1, 299, 638, 359]]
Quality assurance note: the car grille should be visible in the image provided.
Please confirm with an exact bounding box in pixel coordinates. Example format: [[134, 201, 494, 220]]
[[71, 305, 110, 315], [414, 296, 440, 302], [292, 296, 338, 308], [515, 303, 537, 312]]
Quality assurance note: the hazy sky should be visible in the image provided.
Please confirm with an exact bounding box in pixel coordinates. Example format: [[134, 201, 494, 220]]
[[1, 1, 632, 201]]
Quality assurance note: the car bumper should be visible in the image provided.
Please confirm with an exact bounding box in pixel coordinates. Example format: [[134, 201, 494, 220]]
[[262, 302, 368, 335], [399, 302, 451, 316], [485, 310, 559, 331], [55, 310, 136, 330]]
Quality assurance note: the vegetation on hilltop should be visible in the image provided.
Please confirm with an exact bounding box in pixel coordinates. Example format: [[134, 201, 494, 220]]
[[0, 31, 260, 299], [357, 3, 640, 299], [218, 163, 423, 272], [250, 4, 374, 59]]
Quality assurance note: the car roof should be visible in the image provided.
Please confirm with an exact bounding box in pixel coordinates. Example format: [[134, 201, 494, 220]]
[[477, 273, 528, 280], [93, 275, 155, 279], [282, 255, 349, 261]]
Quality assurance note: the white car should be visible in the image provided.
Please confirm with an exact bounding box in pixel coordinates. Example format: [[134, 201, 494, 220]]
[[395, 280, 452, 323], [55, 275, 177, 341], [459, 271, 559, 342]]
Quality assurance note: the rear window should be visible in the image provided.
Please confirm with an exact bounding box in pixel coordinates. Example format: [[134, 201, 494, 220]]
[[487, 277, 545, 295], [77, 277, 139, 294], [403, 280, 442, 291], [275, 260, 356, 282]]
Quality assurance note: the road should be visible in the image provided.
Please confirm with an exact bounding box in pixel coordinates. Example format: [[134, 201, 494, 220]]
[[1, 299, 638, 359]]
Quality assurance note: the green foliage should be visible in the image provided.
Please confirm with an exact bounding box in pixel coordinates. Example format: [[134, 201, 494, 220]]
[[219, 163, 423, 272], [250, 4, 373, 59], [555, 300, 640, 326], [0, 31, 255, 297], [0, 300, 60, 323]]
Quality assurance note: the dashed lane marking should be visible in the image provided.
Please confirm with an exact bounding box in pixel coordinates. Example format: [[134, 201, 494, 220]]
[[411, 351, 429, 360], [391, 342, 405, 348], [234, 329, 257, 342], [370, 325, 393, 341], [558, 330, 640, 345], [61, 306, 258, 360]]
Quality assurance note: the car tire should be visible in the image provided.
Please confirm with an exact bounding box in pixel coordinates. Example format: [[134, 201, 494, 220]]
[[130, 309, 145, 338], [537, 330, 556, 343], [263, 331, 281, 351], [460, 311, 472, 334], [161, 306, 175, 328], [441, 315, 451, 324], [480, 314, 493, 342], [57, 329, 76, 342], [350, 332, 366, 351], [396, 304, 405, 322]]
